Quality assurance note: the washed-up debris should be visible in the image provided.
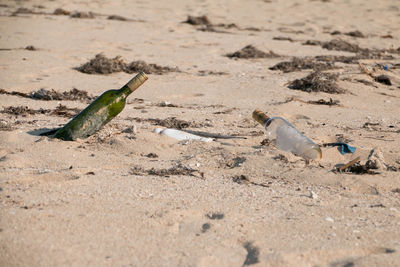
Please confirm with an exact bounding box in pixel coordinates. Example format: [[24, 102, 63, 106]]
[[359, 63, 393, 86], [226, 45, 279, 59], [305, 39, 395, 60], [336, 149, 387, 174], [53, 8, 70, 15], [130, 164, 198, 177], [70, 11, 95, 18], [151, 117, 191, 129], [154, 128, 213, 142], [206, 213, 224, 220], [183, 15, 259, 33], [197, 70, 228, 76], [307, 98, 340, 106], [331, 30, 365, 38], [232, 175, 271, 188], [53, 73, 147, 141], [184, 15, 211, 25], [322, 39, 362, 53], [323, 142, 356, 155], [314, 55, 359, 64], [273, 36, 295, 42], [132, 116, 209, 129], [182, 129, 246, 140], [0, 88, 94, 102], [12, 7, 45, 16], [302, 40, 322, 46], [288, 71, 344, 94], [107, 15, 128, 21], [253, 109, 322, 160], [25, 45, 36, 51], [269, 57, 334, 72], [1, 104, 81, 118], [75, 54, 179, 75], [30, 88, 94, 101]]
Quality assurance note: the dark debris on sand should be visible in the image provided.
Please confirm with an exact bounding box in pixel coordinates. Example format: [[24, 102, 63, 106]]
[[269, 57, 335, 72], [305, 39, 396, 60], [130, 164, 198, 177], [53, 8, 70, 15], [1, 105, 81, 118], [226, 45, 279, 59], [75, 54, 179, 75], [30, 88, 94, 101], [288, 72, 344, 94], [107, 15, 128, 21], [0, 88, 94, 102], [184, 15, 211, 25], [131, 117, 210, 129], [307, 98, 340, 106], [331, 30, 365, 38], [70, 11, 95, 19]]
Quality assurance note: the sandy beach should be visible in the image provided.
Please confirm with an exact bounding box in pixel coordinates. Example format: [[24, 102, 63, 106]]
[[1, 0, 400, 266]]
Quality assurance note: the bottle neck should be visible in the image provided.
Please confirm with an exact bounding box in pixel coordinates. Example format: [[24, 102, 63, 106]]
[[118, 72, 148, 98], [252, 109, 271, 127]]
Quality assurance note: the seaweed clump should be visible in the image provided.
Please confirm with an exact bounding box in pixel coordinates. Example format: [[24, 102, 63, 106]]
[[269, 57, 334, 72], [226, 45, 279, 59], [288, 72, 345, 94], [75, 54, 179, 75]]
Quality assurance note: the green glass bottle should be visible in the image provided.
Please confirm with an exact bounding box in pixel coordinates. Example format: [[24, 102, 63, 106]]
[[54, 72, 148, 141]]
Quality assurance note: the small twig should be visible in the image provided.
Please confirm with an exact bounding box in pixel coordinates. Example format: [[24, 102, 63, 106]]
[[359, 63, 375, 78], [338, 156, 361, 172]]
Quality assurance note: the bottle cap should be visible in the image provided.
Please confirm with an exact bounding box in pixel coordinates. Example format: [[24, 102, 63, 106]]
[[126, 72, 148, 92], [252, 109, 270, 126]]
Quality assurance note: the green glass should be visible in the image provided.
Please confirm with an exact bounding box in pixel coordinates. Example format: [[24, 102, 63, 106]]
[[54, 72, 148, 141]]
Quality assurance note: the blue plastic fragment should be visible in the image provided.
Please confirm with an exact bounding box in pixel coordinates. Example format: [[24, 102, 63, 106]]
[[384, 65, 388, 71], [331, 142, 356, 155]]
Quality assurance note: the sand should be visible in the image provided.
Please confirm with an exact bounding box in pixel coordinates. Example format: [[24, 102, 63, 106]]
[[1, 0, 400, 266]]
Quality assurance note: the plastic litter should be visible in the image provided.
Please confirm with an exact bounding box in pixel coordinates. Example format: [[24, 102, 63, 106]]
[[154, 128, 213, 142], [323, 142, 356, 155], [252, 109, 322, 160]]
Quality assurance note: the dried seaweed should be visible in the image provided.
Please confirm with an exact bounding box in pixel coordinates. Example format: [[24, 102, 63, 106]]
[[130, 164, 197, 177], [345, 30, 365, 38], [75, 54, 179, 75], [226, 45, 279, 59], [269, 57, 334, 72], [149, 117, 192, 129], [314, 55, 359, 64], [53, 8, 70, 15], [107, 15, 127, 21], [307, 98, 340, 106], [288, 72, 344, 94], [70, 11, 95, 19], [0, 88, 94, 102], [273, 36, 295, 42], [322, 39, 362, 53], [1, 104, 80, 118], [302, 40, 323, 46], [184, 15, 211, 25]]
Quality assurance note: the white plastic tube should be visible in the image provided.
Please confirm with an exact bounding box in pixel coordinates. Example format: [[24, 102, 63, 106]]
[[154, 128, 213, 142]]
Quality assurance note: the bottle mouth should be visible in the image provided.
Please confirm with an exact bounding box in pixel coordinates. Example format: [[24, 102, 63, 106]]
[[303, 146, 322, 160]]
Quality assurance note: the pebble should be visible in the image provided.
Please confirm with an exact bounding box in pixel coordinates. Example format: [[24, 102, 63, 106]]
[[325, 217, 334, 223]]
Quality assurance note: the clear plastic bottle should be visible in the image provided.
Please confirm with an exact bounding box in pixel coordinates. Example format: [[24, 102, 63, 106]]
[[253, 109, 322, 160]]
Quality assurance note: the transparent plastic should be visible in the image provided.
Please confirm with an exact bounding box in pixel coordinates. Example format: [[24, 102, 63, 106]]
[[264, 117, 322, 160]]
